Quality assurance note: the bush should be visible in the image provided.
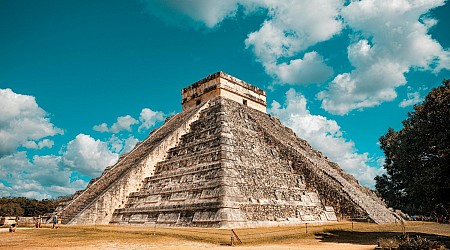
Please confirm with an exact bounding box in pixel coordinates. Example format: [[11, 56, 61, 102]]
[[378, 234, 447, 250], [398, 235, 446, 250]]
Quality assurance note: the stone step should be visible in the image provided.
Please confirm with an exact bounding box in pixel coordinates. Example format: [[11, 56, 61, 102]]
[[155, 149, 227, 174], [145, 162, 223, 183]]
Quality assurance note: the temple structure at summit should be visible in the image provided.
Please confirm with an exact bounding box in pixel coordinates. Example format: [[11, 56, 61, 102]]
[[57, 72, 397, 227], [181, 72, 267, 112]]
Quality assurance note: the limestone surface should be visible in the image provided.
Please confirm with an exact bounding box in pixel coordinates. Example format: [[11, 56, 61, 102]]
[[57, 73, 397, 227]]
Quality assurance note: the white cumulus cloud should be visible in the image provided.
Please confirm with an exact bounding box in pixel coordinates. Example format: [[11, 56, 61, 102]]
[[138, 108, 165, 132], [244, 0, 341, 84], [0, 89, 142, 199], [93, 123, 109, 133], [399, 86, 424, 108], [146, 0, 449, 113], [93, 115, 138, 133], [109, 135, 124, 153], [318, 0, 449, 115], [145, 0, 340, 85], [274, 52, 334, 84], [38, 139, 54, 149], [110, 115, 138, 133], [94, 108, 164, 134], [62, 134, 119, 177], [122, 136, 139, 154], [0, 131, 135, 199], [108, 134, 138, 154], [141, 0, 240, 28], [269, 89, 384, 187], [0, 152, 87, 199], [23, 139, 54, 149], [0, 88, 63, 156]]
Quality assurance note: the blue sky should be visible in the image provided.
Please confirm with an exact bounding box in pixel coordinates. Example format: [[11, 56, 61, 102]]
[[1, 0, 449, 199]]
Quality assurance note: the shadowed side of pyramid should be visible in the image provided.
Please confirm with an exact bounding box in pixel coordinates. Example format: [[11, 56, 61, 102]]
[[221, 97, 397, 224]]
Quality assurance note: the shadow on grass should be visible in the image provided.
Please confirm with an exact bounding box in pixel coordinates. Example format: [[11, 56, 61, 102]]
[[315, 230, 450, 247]]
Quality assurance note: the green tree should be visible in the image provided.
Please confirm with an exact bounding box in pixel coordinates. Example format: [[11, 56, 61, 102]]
[[0, 202, 24, 216], [0, 197, 59, 216], [376, 79, 450, 215]]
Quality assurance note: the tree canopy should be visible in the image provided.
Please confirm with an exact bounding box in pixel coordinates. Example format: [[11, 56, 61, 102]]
[[376, 79, 450, 215], [0, 197, 60, 217]]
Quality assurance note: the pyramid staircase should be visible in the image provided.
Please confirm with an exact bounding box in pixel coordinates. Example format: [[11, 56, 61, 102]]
[[57, 104, 206, 224], [111, 98, 245, 226]]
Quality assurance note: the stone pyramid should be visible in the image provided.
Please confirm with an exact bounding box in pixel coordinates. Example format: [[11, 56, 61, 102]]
[[58, 72, 397, 227]]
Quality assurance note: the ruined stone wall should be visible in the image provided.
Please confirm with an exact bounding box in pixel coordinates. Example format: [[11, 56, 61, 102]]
[[61, 103, 208, 225]]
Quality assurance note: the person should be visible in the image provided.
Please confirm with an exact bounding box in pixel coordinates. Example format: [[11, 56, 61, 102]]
[[56, 215, 62, 229], [9, 223, 16, 233], [35, 215, 42, 228], [52, 214, 57, 229]]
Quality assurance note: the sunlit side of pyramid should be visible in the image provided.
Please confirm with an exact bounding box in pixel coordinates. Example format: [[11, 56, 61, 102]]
[[58, 72, 397, 227]]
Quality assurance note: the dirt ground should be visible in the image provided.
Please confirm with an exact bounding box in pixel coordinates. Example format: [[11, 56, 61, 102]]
[[1, 221, 449, 249]]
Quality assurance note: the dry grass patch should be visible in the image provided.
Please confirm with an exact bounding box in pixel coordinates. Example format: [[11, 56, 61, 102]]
[[1, 221, 449, 249]]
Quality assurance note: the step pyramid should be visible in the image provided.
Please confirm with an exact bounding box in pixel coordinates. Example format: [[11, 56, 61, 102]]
[[58, 72, 397, 227]]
